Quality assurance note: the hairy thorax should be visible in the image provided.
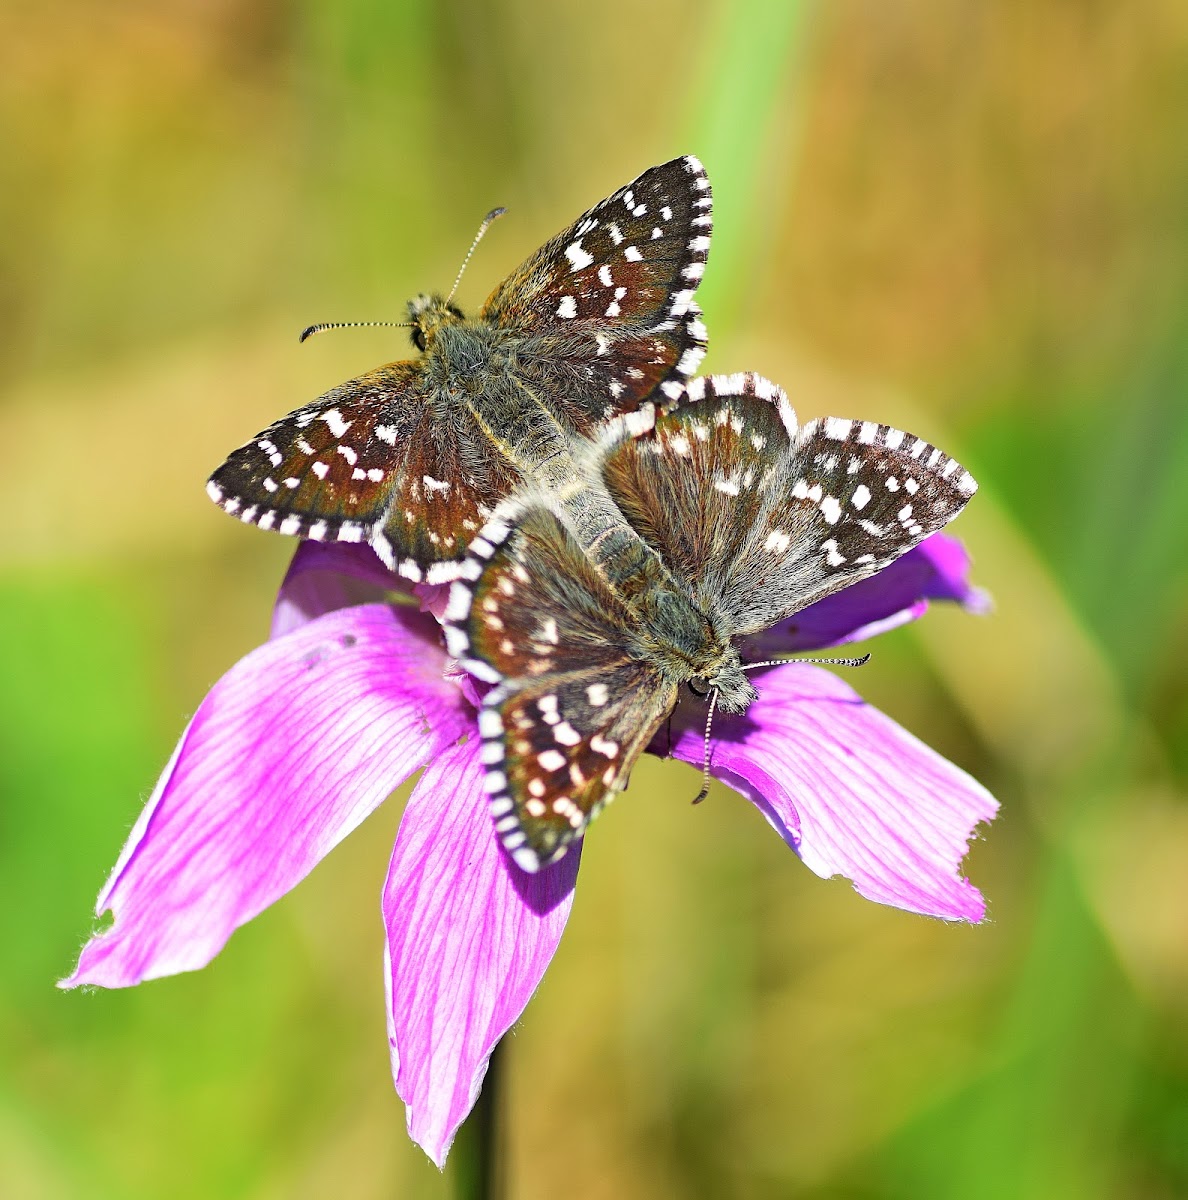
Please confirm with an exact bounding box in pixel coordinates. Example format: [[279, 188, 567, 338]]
[[407, 294, 507, 383], [635, 582, 758, 714]]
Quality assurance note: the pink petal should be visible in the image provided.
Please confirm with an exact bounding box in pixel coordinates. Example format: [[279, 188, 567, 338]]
[[62, 603, 469, 989], [271, 541, 404, 637], [383, 739, 580, 1167], [668, 664, 997, 921]]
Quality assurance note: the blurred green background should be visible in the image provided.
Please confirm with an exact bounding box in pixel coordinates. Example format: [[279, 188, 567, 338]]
[[3, 1, 1187, 1196]]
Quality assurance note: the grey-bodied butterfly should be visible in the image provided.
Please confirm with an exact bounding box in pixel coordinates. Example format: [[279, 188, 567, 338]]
[[443, 373, 978, 870]]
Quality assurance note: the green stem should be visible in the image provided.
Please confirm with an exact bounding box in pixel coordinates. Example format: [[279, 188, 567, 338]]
[[451, 1037, 504, 1200]]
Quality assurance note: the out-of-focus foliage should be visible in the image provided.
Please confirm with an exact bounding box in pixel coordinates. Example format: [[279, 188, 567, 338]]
[[3, 1, 1187, 1196]]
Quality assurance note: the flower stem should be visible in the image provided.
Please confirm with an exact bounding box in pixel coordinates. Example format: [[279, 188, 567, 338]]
[[452, 1037, 504, 1200]]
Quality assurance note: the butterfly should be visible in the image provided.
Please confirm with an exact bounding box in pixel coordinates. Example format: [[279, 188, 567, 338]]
[[207, 157, 713, 583], [442, 372, 979, 871]]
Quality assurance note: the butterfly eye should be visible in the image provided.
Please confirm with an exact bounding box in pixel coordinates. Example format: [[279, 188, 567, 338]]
[[411, 326, 427, 352], [687, 677, 711, 699]]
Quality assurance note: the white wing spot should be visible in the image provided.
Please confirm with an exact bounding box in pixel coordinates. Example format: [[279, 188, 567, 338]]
[[852, 484, 871, 509], [553, 722, 581, 747], [565, 240, 594, 272], [677, 347, 702, 375], [590, 735, 618, 758], [557, 295, 577, 319], [321, 409, 351, 438]]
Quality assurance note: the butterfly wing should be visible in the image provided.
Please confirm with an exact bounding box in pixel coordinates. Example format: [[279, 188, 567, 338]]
[[210, 160, 714, 579], [207, 362, 522, 582], [599, 373, 978, 636], [482, 156, 712, 424], [443, 504, 676, 871]]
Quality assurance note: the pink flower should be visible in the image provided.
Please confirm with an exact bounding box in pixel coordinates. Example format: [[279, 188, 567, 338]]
[[61, 535, 997, 1166]]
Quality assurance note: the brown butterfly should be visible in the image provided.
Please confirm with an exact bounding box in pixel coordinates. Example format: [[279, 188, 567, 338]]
[[207, 157, 712, 583]]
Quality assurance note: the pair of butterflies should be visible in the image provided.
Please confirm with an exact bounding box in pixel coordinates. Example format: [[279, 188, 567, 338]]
[[210, 157, 977, 872]]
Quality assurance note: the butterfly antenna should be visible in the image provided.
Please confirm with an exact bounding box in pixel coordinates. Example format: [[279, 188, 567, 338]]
[[446, 207, 507, 306], [299, 320, 415, 343], [741, 653, 871, 672], [691, 689, 719, 805]]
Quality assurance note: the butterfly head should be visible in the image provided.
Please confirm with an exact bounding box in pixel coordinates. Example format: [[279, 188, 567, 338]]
[[694, 653, 758, 714], [406, 293, 466, 352]]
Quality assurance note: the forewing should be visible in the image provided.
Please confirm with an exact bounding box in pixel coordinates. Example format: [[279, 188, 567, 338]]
[[725, 416, 977, 633], [443, 505, 676, 871], [207, 362, 520, 581], [482, 156, 712, 423], [599, 373, 978, 637]]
